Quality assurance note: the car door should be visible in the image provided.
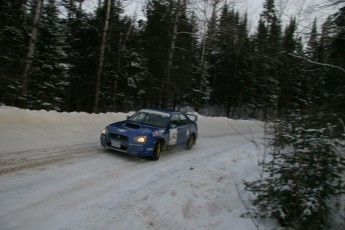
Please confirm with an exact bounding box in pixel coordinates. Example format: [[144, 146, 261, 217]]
[[169, 114, 190, 146], [177, 114, 190, 144], [168, 114, 179, 146]]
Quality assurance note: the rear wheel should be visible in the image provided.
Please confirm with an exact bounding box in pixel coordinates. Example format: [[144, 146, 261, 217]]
[[186, 135, 194, 150], [151, 140, 162, 161]]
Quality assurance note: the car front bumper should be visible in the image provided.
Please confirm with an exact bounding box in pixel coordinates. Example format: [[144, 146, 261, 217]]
[[100, 134, 154, 157]]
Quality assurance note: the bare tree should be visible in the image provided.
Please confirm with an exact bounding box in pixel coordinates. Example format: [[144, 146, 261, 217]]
[[94, 0, 112, 113], [112, 19, 134, 111], [189, 0, 221, 110], [21, 0, 44, 108], [158, 0, 183, 107], [199, 0, 219, 106]]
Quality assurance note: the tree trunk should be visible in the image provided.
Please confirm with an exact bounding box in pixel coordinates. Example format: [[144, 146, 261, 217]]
[[21, 0, 44, 108], [197, 0, 219, 109], [159, 0, 181, 108], [94, 0, 112, 113], [113, 21, 133, 111], [199, 34, 208, 107]]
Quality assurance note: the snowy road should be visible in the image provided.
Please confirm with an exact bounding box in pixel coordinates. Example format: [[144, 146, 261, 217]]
[[0, 107, 267, 230]]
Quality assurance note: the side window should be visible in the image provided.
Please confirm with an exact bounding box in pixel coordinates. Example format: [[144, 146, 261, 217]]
[[179, 114, 189, 126], [131, 112, 146, 121], [170, 114, 180, 126]]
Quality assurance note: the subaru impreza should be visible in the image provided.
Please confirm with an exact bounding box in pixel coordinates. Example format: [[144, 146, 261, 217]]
[[100, 108, 198, 160]]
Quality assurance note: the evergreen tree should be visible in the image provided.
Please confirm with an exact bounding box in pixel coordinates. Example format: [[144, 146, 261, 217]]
[[245, 3, 345, 230], [142, 0, 172, 107], [192, 0, 220, 112], [28, 0, 68, 110], [0, 0, 28, 105], [306, 19, 320, 60], [278, 17, 305, 116], [110, 18, 148, 111], [61, 1, 99, 112], [94, 0, 122, 112], [245, 113, 345, 230], [100, 2, 149, 112], [210, 5, 251, 118], [0, 0, 343, 119], [252, 0, 282, 119], [301, 19, 327, 116], [323, 4, 345, 124], [142, 0, 198, 108], [167, 1, 199, 109]]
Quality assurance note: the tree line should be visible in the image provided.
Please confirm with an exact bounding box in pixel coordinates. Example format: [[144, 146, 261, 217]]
[[0, 0, 344, 119], [238, 1, 345, 229]]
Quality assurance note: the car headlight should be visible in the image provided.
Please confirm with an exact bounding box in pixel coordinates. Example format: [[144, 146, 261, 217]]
[[133, 136, 147, 143], [102, 128, 108, 135]]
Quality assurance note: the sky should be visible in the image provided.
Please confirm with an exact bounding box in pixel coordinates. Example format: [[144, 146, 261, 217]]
[[82, 0, 339, 35]]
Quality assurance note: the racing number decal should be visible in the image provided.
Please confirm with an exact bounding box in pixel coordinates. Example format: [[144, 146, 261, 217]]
[[169, 128, 178, 145]]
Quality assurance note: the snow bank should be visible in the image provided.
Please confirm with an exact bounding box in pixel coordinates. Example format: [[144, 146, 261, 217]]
[[0, 106, 276, 230], [0, 106, 127, 153]]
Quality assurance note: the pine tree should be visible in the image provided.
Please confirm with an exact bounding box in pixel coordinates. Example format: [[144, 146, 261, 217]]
[[142, 0, 198, 109], [28, 0, 68, 111], [210, 5, 251, 118], [306, 19, 320, 60], [193, 0, 220, 112], [323, 4, 345, 123], [278, 17, 305, 116], [245, 113, 345, 229], [251, 0, 282, 119], [61, 1, 99, 112], [100, 2, 148, 112], [245, 3, 345, 229], [167, 0, 199, 109], [113, 17, 149, 112], [142, 0, 171, 107], [0, 0, 28, 106]]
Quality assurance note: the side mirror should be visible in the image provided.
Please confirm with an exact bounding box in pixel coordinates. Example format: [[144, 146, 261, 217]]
[[126, 115, 130, 120]]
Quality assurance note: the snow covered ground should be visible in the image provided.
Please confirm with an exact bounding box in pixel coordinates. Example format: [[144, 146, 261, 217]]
[[0, 106, 277, 230]]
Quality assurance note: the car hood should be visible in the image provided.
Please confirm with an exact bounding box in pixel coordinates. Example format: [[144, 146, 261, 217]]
[[107, 121, 161, 137]]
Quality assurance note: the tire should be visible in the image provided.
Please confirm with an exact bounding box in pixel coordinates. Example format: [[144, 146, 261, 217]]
[[151, 140, 162, 161], [186, 135, 194, 150]]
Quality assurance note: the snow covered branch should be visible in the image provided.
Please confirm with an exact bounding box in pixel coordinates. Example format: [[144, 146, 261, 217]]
[[288, 53, 345, 74]]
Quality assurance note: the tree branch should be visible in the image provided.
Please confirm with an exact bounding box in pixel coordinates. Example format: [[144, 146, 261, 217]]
[[288, 53, 345, 74]]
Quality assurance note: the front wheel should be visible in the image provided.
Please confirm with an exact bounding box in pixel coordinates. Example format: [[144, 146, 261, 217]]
[[186, 135, 195, 150], [150, 140, 162, 161]]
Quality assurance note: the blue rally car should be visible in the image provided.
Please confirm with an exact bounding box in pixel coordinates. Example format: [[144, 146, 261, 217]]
[[100, 108, 198, 160]]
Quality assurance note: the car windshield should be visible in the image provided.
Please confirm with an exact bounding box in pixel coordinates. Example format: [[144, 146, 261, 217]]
[[128, 110, 170, 128]]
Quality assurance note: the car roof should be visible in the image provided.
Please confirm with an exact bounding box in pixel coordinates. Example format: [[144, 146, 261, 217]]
[[143, 108, 179, 115]]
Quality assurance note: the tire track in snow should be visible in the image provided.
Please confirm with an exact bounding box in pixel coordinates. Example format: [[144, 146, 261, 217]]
[[0, 127, 264, 230], [0, 143, 100, 175]]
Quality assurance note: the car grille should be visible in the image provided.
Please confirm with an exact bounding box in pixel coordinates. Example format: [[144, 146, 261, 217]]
[[109, 133, 129, 141], [105, 141, 128, 151]]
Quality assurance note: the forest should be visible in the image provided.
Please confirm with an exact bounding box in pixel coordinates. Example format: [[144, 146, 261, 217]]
[[0, 0, 343, 119]]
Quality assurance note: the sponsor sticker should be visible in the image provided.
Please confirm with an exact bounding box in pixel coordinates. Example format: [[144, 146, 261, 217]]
[[169, 128, 178, 145]]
